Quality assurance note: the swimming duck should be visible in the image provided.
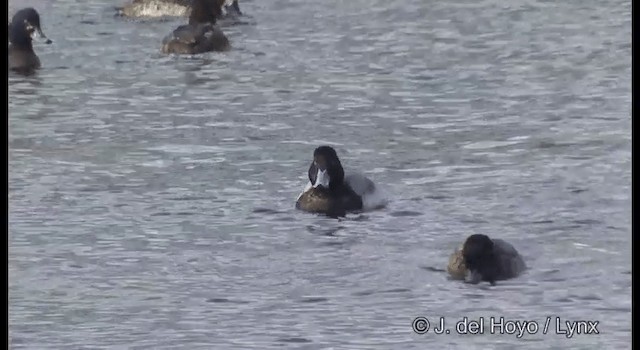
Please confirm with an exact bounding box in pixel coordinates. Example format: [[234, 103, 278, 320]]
[[118, 0, 241, 19], [447, 234, 526, 285], [161, 0, 230, 54], [8, 8, 52, 74], [295, 146, 382, 217]]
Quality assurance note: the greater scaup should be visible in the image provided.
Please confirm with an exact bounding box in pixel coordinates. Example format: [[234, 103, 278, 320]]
[[8, 8, 52, 74], [296, 146, 386, 217], [448, 234, 527, 285]]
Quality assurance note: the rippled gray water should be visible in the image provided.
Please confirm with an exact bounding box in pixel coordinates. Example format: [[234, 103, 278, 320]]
[[9, 0, 631, 348]]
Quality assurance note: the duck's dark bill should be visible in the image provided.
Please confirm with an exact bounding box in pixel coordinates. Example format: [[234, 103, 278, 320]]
[[32, 27, 52, 44]]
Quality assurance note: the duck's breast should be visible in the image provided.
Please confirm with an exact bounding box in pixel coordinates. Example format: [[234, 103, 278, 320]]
[[295, 187, 331, 213], [447, 246, 467, 280], [9, 46, 40, 71]]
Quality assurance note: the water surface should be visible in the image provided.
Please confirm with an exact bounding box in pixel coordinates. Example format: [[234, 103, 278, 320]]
[[9, 0, 631, 348]]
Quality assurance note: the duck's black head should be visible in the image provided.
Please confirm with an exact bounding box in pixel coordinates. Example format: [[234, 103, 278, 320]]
[[9, 8, 52, 47], [189, 0, 223, 25], [462, 234, 499, 285], [307, 146, 345, 192]]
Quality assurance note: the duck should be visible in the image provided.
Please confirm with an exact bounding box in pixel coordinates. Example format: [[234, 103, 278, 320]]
[[295, 146, 384, 217], [8, 8, 52, 74], [118, 0, 241, 19], [161, 0, 230, 54], [447, 234, 526, 285]]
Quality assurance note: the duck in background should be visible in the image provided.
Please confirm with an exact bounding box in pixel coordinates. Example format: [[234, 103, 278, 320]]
[[161, 0, 230, 54], [9, 7, 52, 74], [117, 0, 241, 19]]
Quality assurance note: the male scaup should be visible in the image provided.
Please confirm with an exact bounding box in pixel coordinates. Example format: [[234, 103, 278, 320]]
[[118, 0, 241, 19], [448, 234, 526, 285], [161, 0, 230, 54], [295, 146, 386, 217], [8, 8, 52, 74]]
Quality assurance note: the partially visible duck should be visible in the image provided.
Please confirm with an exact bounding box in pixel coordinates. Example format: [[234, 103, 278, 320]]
[[161, 0, 230, 54], [295, 146, 385, 217], [9, 8, 52, 74], [118, 0, 241, 19]]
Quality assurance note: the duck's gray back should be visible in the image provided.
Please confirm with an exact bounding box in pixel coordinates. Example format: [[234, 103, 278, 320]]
[[124, 0, 191, 17], [493, 239, 526, 279], [345, 172, 375, 197]]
